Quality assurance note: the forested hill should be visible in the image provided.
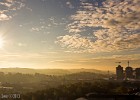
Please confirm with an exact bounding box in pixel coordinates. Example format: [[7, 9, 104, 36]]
[[0, 68, 109, 75]]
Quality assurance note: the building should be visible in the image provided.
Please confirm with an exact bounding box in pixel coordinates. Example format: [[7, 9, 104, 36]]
[[125, 61, 133, 79], [116, 65, 124, 80], [135, 68, 140, 79], [125, 67, 133, 79], [116, 61, 140, 81]]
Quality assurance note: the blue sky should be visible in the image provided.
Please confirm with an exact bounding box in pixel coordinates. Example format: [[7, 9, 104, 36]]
[[0, 0, 140, 70]]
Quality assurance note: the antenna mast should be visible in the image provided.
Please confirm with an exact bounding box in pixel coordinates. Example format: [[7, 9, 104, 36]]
[[115, 62, 121, 65], [128, 61, 130, 67]]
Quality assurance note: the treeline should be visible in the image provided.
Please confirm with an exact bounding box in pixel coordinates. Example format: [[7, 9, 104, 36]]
[[22, 81, 140, 100], [0, 72, 108, 94], [0, 72, 139, 100], [0, 68, 107, 75], [0, 72, 108, 83], [0, 72, 56, 83]]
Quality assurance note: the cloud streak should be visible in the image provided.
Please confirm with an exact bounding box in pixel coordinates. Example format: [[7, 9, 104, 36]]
[[92, 54, 140, 61]]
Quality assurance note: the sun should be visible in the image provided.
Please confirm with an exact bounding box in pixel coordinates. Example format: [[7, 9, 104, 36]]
[[0, 37, 4, 49]]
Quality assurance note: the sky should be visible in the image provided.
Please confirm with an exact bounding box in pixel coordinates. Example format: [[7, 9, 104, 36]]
[[0, 0, 140, 71]]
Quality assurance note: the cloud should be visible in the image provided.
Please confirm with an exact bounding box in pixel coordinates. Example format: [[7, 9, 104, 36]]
[[26, 7, 33, 12], [30, 25, 50, 32], [0, 0, 25, 21], [49, 17, 59, 25], [0, 52, 49, 60], [30, 27, 41, 32], [0, 52, 49, 68], [0, 14, 11, 21], [56, 34, 92, 49], [66, 1, 74, 9], [17, 43, 27, 47], [30, 17, 68, 32], [48, 60, 65, 63], [56, 0, 140, 53], [92, 54, 140, 61], [0, 2, 12, 8]]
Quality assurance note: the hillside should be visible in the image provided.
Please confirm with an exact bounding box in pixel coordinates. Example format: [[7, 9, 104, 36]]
[[0, 68, 109, 75]]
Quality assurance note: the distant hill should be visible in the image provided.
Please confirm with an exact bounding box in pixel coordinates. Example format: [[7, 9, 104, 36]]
[[0, 68, 110, 75], [68, 69, 108, 74]]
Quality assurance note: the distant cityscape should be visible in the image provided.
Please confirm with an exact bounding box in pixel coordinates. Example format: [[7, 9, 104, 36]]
[[116, 61, 140, 80]]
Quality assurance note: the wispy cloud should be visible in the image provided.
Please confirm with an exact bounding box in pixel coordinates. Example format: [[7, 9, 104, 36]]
[[66, 1, 74, 9], [56, 0, 140, 53], [92, 54, 140, 61], [30, 17, 66, 32]]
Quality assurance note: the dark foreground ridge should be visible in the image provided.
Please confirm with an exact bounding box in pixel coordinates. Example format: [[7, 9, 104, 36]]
[[84, 94, 140, 100]]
